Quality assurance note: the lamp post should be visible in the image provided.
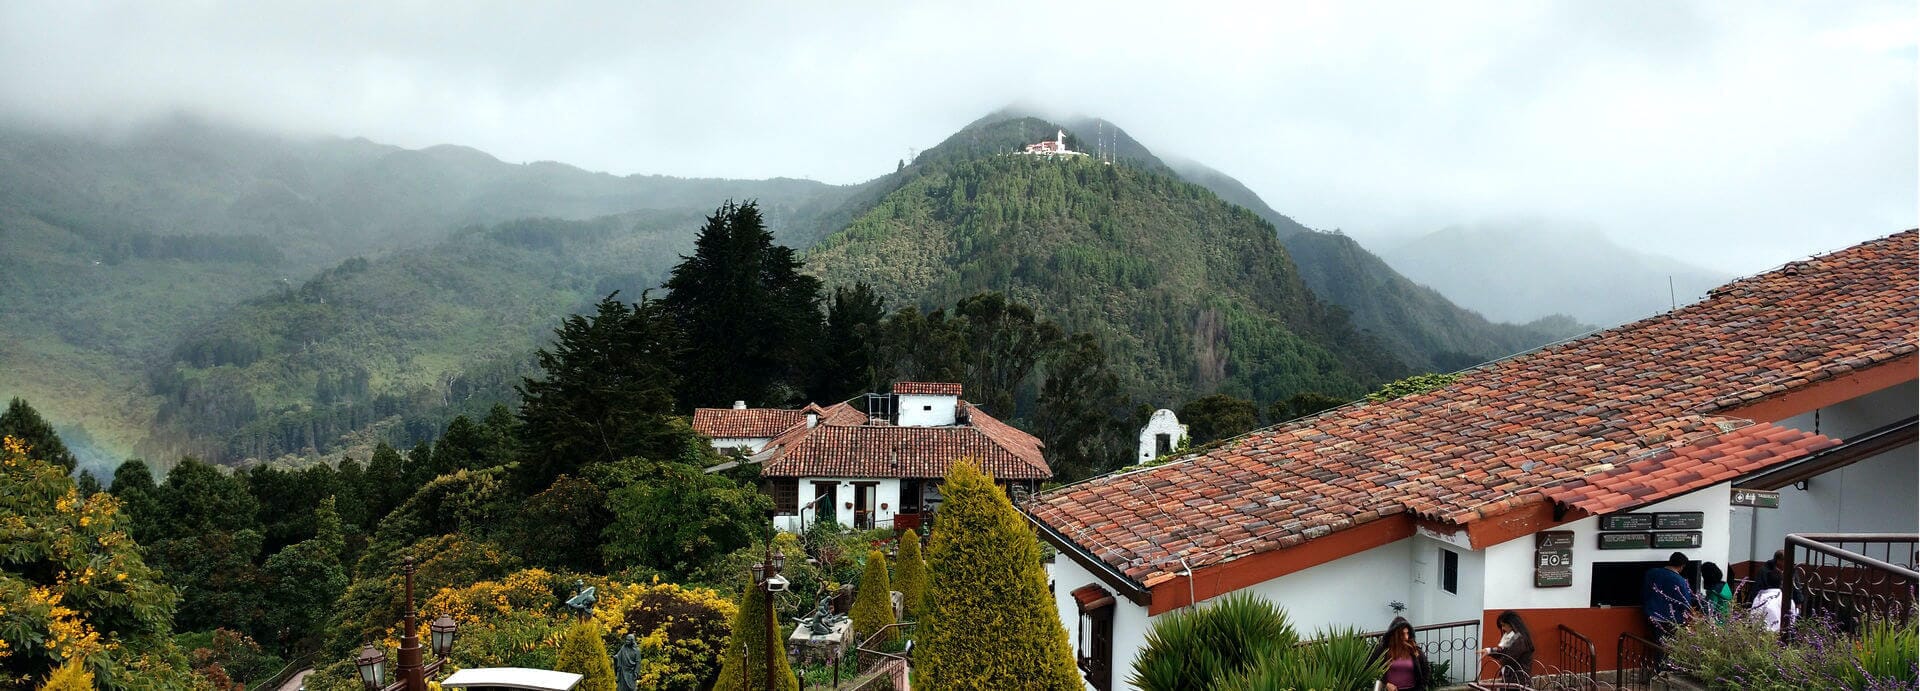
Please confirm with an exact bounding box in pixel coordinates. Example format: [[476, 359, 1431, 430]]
[[750, 542, 787, 691], [354, 557, 459, 691]]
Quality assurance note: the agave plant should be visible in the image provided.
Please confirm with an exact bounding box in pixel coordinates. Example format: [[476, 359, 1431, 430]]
[[1215, 626, 1386, 691], [1128, 592, 1300, 691]]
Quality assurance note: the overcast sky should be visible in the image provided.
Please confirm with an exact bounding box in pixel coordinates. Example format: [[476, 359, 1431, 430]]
[[2, 1, 1912, 274]]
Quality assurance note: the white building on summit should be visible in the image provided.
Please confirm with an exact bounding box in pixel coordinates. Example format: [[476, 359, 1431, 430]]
[[1021, 129, 1087, 157]]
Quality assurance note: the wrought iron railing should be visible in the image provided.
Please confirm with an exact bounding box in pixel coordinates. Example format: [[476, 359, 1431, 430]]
[[1613, 631, 1665, 690], [1782, 533, 1919, 641], [1555, 624, 1598, 689], [1351, 618, 1480, 686]]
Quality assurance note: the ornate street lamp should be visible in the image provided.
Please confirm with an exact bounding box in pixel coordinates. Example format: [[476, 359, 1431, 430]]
[[354, 643, 387, 690], [353, 557, 460, 691]]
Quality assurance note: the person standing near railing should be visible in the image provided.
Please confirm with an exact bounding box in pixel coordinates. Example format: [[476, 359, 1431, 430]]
[[1642, 552, 1697, 643], [1481, 610, 1534, 686], [1366, 617, 1430, 691]]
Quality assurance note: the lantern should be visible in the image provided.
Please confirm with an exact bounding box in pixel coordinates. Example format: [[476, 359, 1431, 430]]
[[429, 614, 458, 658], [354, 643, 387, 691]]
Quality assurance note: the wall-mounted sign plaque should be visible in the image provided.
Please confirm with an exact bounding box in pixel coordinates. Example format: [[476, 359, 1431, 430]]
[[1655, 512, 1704, 530], [1534, 530, 1575, 587], [1652, 531, 1703, 549], [1599, 532, 1652, 550], [1731, 489, 1780, 509], [1600, 514, 1656, 531]]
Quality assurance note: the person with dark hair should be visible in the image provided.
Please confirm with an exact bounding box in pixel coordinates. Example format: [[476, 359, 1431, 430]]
[[1482, 610, 1534, 686], [1643, 552, 1698, 642], [1700, 561, 1733, 617], [1367, 616, 1430, 691]]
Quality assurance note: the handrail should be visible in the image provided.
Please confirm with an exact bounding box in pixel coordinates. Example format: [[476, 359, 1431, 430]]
[[1782, 532, 1919, 642], [855, 621, 918, 662], [1556, 624, 1597, 688], [1785, 534, 1920, 578], [247, 653, 313, 691], [1615, 631, 1665, 689]]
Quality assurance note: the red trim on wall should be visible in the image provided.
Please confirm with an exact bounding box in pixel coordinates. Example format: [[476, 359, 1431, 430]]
[[1477, 607, 1652, 681], [1721, 353, 1917, 423], [1147, 515, 1415, 615]]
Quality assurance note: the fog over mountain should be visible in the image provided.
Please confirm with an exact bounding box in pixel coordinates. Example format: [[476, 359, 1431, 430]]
[[1, 1, 1912, 277]]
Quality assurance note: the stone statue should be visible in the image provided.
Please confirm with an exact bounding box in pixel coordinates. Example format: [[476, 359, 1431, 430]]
[[613, 633, 641, 691], [565, 579, 597, 618]]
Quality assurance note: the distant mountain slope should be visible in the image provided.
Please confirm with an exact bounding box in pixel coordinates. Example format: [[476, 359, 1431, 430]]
[[806, 118, 1407, 407], [1381, 223, 1732, 327], [0, 118, 857, 470], [1161, 160, 1587, 371], [141, 212, 705, 465]]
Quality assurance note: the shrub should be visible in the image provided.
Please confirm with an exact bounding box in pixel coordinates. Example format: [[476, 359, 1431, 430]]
[[851, 549, 895, 643], [36, 659, 93, 691], [1129, 592, 1298, 691], [894, 529, 927, 620], [1666, 609, 1917, 690], [712, 579, 797, 691], [918, 460, 1079, 691], [1846, 613, 1919, 688], [622, 581, 735, 690], [555, 619, 616, 691]]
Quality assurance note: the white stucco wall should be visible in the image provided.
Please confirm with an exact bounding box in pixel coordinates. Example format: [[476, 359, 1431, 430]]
[[1050, 555, 1155, 691], [773, 477, 903, 533], [1731, 380, 1918, 564], [1408, 531, 1487, 626], [1136, 409, 1188, 462], [896, 393, 958, 427], [1483, 485, 1733, 610], [707, 437, 770, 453]]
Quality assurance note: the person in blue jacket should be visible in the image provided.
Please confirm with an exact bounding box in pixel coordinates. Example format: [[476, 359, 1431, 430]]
[[1642, 552, 1698, 642]]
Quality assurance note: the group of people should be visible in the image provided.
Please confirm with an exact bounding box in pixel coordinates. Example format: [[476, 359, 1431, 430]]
[[1363, 551, 1803, 691], [1365, 610, 1534, 691], [1645, 550, 1799, 640]]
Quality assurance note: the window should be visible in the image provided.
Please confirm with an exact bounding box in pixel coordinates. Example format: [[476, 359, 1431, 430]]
[[1440, 548, 1459, 594], [923, 405, 933, 411], [1155, 433, 1172, 457], [769, 478, 799, 514], [1071, 585, 1115, 691]]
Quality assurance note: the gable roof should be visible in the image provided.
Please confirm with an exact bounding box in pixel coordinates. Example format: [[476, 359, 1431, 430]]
[[894, 381, 963, 396], [692, 408, 808, 439], [1029, 230, 1916, 588], [756, 402, 1049, 480]]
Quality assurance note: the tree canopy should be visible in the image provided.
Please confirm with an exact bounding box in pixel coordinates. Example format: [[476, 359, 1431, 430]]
[[662, 200, 824, 408]]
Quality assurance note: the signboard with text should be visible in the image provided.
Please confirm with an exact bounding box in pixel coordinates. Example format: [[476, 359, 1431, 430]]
[[1599, 532, 1653, 550], [1600, 514, 1656, 531], [1535, 530, 1575, 587], [1731, 489, 1781, 508]]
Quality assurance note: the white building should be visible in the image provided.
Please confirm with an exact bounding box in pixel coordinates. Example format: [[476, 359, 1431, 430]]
[[1136, 409, 1187, 463], [694, 382, 1051, 534], [1029, 230, 1918, 691]]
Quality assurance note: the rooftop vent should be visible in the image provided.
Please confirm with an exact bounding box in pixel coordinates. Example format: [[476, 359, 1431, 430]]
[[733, 400, 747, 410]]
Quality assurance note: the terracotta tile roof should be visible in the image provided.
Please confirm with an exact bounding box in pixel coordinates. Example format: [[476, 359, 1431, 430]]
[[692, 408, 807, 439], [758, 402, 1049, 480], [894, 382, 963, 396], [1029, 230, 1918, 585], [1543, 422, 1840, 514]]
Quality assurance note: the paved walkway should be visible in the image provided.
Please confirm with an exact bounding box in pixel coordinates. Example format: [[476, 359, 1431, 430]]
[[274, 668, 313, 691]]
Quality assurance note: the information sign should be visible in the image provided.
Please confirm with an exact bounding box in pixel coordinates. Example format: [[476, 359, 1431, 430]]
[[1599, 532, 1652, 550], [1601, 514, 1655, 531], [1731, 489, 1781, 509], [1655, 512, 1704, 530], [1652, 532, 1703, 549]]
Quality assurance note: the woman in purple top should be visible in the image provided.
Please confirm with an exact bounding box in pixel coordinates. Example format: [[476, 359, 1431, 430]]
[[1367, 616, 1430, 691]]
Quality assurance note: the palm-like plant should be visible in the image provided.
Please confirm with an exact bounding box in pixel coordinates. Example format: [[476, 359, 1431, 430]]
[[1128, 592, 1299, 691]]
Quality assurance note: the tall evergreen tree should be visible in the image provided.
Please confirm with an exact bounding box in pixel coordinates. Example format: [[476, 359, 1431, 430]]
[[74, 470, 102, 497], [258, 497, 348, 652], [430, 415, 490, 476], [516, 293, 689, 493], [0, 398, 77, 472], [364, 442, 406, 527], [895, 529, 928, 620], [554, 620, 617, 691], [954, 292, 1064, 418], [403, 441, 434, 488], [920, 461, 1079, 690], [811, 282, 887, 402], [108, 459, 162, 544], [1179, 394, 1260, 445], [851, 549, 895, 643], [662, 200, 824, 408], [1037, 333, 1132, 480]]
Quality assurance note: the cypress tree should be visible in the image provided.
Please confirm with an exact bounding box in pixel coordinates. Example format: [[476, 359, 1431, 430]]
[[713, 579, 798, 691], [920, 460, 1079, 690], [554, 619, 617, 691], [895, 529, 928, 620], [662, 200, 824, 408], [851, 549, 895, 643], [0, 397, 77, 472]]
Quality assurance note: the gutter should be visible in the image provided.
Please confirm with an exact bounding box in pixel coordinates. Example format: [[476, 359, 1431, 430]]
[[1023, 508, 1154, 607]]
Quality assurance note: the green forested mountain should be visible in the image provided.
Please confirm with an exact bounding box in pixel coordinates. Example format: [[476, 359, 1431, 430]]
[[1163, 158, 1588, 371], [805, 118, 1407, 407], [0, 118, 856, 473]]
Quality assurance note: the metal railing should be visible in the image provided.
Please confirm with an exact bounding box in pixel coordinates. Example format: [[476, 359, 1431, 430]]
[[798, 621, 916, 691], [1613, 632, 1665, 690], [1555, 624, 1598, 689], [1782, 533, 1919, 641], [246, 653, 313, 691], [1351, 618, 1480, 686]]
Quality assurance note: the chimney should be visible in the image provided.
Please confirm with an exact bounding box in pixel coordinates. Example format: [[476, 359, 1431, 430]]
[[806, 412, 819, 428], [733, 400, 747, 410]]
